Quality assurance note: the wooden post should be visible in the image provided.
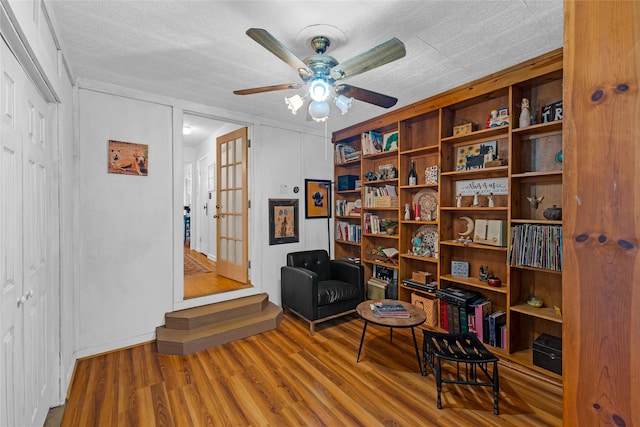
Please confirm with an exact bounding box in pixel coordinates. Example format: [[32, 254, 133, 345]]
[[563, 1, 639, 424]]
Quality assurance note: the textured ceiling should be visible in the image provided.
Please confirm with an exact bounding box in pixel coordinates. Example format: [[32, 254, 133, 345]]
[[48, 1, 564, 136]]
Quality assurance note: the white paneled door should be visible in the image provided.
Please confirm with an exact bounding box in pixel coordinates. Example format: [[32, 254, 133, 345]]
[[1, 40, 54, 427], [215, 128, 248, 283]]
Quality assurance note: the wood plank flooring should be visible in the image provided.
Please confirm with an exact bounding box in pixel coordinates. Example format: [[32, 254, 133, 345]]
[[62, 312, 562, 426], [184, 248, 252, 299]]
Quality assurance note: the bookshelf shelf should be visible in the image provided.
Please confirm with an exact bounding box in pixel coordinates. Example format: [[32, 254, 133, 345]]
[[363, 233, 399, 240], [336, 240, 361, 247], [440, 126, 508, 144], [400, 253, 438, 263], [510, 304, 563, 323], [440, 275, 508, 293], [440, 240, 508, 252]]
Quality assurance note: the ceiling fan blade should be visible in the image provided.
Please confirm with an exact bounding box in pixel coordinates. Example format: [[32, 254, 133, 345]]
[[330, 38, 406, 80], [335, 84, 398, 108], [233, 83, 302, 95], [246, 28, 312, 80]]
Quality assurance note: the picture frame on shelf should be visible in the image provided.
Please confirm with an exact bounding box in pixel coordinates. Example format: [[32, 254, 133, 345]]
[[268, 199, 299, 245], [304, 179, 332, 219], [455, 140, 497, 171], [382, 131, 399, 152]]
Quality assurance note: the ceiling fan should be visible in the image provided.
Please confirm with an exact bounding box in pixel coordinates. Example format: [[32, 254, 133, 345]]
[[233, 28, 406, 121]]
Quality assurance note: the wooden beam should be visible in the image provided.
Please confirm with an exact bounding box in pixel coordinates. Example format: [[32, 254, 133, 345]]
[[563, 1, 640, 424]]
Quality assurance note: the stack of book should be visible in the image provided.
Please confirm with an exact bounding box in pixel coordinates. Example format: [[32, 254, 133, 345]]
[[370, 301, 410, 318]]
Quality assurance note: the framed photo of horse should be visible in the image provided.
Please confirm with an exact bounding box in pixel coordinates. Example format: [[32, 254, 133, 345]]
[[305, 179, 332, 219]]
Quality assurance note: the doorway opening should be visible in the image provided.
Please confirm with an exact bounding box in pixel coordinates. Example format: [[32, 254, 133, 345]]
[[182, 113, 250, 299]]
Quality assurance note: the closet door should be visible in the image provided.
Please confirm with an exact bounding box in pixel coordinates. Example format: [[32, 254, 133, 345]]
[[0, 39, 53, 427]]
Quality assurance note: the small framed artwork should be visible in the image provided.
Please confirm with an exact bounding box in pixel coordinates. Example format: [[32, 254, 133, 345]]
[[455, 140, 497, 171], [382, 131, 399, 152], [269, 199, 299, 245], [451, 260, 470, 277], [108, 140, 148, 176], [305, 179, 332, 219]]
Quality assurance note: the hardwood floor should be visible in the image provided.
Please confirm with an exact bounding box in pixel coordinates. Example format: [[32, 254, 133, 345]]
[[62, 313, 562, 426], [184, 247, 252, 299]]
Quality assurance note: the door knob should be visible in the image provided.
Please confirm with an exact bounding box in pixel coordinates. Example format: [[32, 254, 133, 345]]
[[17, 296, 26, 307], [213, 215, 219, 218], [25, 290, 34, 299]]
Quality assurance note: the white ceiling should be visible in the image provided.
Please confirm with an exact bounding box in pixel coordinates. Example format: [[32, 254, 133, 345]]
[[48, 1, 564, 138]]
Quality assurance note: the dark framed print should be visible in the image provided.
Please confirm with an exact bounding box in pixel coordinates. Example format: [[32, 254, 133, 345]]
[[268, 199, 299, 245], [305, 179, 332, 219]]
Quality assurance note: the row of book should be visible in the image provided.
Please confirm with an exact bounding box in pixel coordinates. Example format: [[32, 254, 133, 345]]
[[363, 185, 397, 208], [506, 224, 563, 271], [335, 199, 361, 217], [439, 297, 507, 349], [334, 143, 361, 164], [336, 221, 361, 243], [361, 131, 384, 155]]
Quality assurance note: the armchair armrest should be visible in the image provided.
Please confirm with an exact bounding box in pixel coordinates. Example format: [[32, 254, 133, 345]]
[[281, 266, 318, 319], [330, 260, 364, 298]]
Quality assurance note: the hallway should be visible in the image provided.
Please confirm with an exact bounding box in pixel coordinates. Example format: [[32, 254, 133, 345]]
[[183, 247, 252, 299]]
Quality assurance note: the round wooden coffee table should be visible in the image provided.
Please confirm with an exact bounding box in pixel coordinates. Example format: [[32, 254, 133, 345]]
[[356, 299, 426, 374]]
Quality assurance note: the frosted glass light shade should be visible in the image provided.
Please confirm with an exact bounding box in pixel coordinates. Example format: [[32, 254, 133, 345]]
[[285, 94, 305, 114], [334, 95, 353, 115], [308, 100, 330, 122]]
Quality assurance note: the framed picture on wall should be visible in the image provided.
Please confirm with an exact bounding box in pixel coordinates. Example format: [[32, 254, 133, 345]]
[[108, 140, 148, 176], [268, 199, 299, 245], [305, 179, 332, 219]]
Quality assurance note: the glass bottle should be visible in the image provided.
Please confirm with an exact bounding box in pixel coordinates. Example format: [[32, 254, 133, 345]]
[[408, 161, 417, 186]]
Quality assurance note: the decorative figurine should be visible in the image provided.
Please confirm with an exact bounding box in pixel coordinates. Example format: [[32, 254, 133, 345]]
[[456, 193, 463, 208], [404, 203, 411, 220], [487, 192, 495, 208], [479, 265, 489, 282], [519, 98, 531, 128], [526, 194, 544, 209], [472, 191, 481, 207]]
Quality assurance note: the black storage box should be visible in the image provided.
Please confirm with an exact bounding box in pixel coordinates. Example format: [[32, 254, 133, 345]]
[[337, 175, 359, 191], [533, 334, 562, 375]]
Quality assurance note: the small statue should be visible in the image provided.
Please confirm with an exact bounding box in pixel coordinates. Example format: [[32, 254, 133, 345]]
[[456, 193, 463, 208], [527, 194, 544, 209], [404, 203, 411, 220], [472, 192, 481, 207], [487, 192, 495, 208], [519, 98, 531, 128], [479, 265, 489, 282], [412, 232, 423, 255]]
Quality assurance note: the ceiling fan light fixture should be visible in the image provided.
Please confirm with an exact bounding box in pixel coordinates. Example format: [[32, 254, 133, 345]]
[[308, 78, 330, 102], [308, 100, 330, 122], [334, 95, 353, 115], [285, 94, 305, 114]]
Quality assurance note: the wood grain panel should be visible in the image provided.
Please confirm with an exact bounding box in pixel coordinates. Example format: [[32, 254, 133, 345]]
[[563, 1, 640, 425]]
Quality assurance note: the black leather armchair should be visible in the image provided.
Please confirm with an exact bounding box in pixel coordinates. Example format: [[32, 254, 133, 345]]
[[281, 250, 364, 335]]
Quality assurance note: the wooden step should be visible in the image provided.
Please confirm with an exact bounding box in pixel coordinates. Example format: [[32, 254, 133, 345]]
[[164, 293, 269, 330], [156, 301, 283, 356]]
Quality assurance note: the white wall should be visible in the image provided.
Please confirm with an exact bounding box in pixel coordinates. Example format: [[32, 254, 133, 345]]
[[73, 85, 334, 356], [76, 89, 174, 354], [251, 125, 334, 306]]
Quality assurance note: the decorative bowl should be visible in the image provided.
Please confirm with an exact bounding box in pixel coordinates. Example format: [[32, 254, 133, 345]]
[[527, 296, 543, 308], [487, 277, 502, 287]]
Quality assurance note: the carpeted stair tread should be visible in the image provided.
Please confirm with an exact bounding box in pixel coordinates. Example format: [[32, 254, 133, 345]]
[[156, 302, 283, 355], [165, 293, 268, 330]]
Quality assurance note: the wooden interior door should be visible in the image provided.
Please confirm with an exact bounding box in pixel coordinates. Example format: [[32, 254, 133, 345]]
[[215, 127, 248, 283]]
